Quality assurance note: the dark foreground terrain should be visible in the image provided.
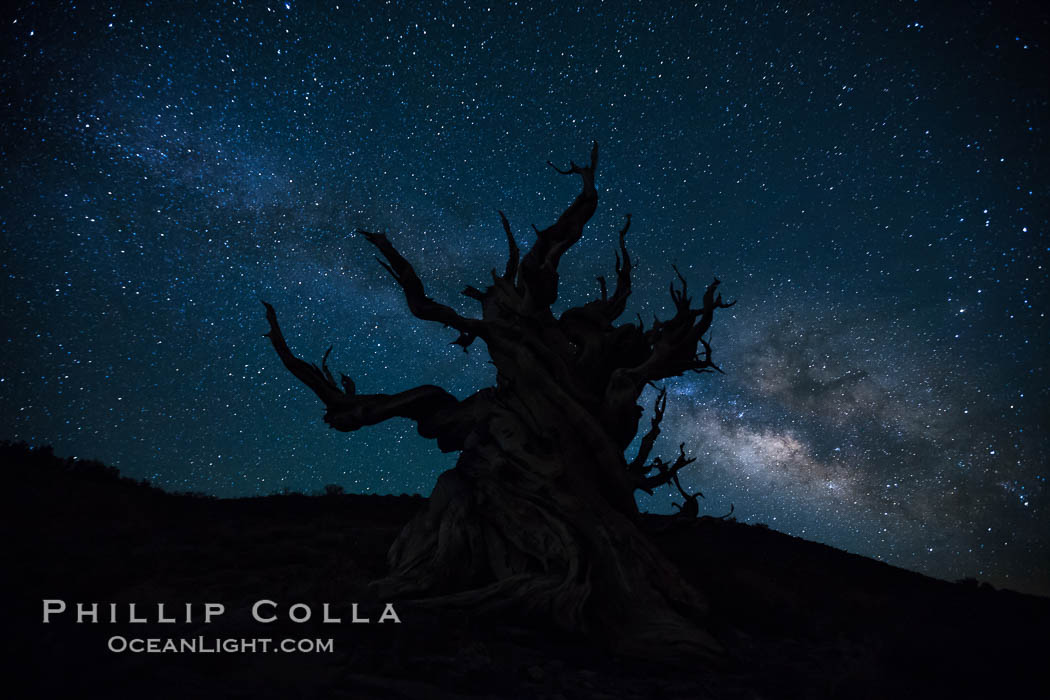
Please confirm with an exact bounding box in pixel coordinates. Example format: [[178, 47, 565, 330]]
[[3, 442, 1047, 699]]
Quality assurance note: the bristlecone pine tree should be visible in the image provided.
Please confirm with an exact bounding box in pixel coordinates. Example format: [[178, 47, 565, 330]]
[[263, 144, 733, 660]]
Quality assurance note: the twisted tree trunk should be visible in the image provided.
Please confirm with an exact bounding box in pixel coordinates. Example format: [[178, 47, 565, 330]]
[[262, 144, 732, 661]]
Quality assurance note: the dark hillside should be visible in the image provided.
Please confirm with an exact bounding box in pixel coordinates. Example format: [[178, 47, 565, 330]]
[[3, 443, 1046, 699]]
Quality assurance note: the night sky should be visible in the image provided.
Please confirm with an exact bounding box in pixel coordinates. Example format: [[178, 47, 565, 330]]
[[2, 2, 1047, 596]]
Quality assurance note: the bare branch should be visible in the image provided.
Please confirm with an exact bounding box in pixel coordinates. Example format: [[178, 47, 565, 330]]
[[498, 210, 519, 281], [358, 229, 484, 349], [640, 276, 735, 382], [546, 160, 575, 175], [636, 442, 697, 493], [629, 386, 667, 474], [462, 285, 485, 301], [261, 300, 343, 405], [671, 491, 701, 519], [518, 142, 600, 309], [670, 456, 703, 500], [669, 264, 690, 312], [322, 384, 462, 434], [596, 275, 608, 301], [691, 336, 724, 375], [450, 330, 477, 353], [262, 300, 480, 450], [546, 141, 599, 179], [603, 274, 733, 435], [669, 461, 705, 520], [603, 213, 633, 320], [321, 345, 337, 386], [716, 503, 735, 520]]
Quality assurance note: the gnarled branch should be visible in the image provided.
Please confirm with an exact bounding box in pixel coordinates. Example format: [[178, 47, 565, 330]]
[[498, 210, 519, 281], [602, 275, 733, 437], [629, 385, 667, 476], [603, 213, 633, 321], [637, 276, 735, 382], [358, 229, 485, 350], [518, 142, 600, 309], [262, 300, 482, 451], [262, 300, 344, 405], [671, 468, 704, 520], [635, 442, 697, 495]]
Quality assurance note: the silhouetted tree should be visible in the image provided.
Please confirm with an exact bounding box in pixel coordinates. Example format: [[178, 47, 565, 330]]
[[262, 144, 733, 660]]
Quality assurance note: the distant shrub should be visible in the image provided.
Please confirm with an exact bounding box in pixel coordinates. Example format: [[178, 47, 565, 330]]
[[956, 577, 996, 593], [323, 484, 345, 497], [175, 490, 215, 499], [268, 486, 303, 497]]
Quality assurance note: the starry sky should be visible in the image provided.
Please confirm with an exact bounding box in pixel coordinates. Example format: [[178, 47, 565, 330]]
[[2, 1, 1047, 595]]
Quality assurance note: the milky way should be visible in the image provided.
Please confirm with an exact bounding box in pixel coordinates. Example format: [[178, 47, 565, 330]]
[[1, 2, 1046, 595]]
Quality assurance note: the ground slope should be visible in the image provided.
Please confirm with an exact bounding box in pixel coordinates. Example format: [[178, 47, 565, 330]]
[[3, 444, 1046, 699]]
